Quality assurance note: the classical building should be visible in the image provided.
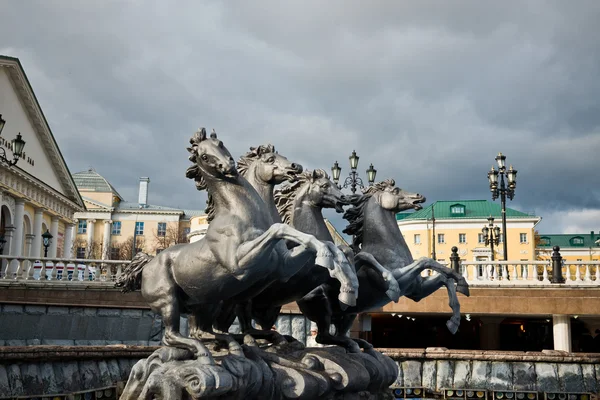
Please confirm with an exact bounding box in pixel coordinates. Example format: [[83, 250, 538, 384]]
[[537, 232, 600, 261], [71, 169, 204, 259], [396, 200, 541, 263], [0, 55, 84, 275]]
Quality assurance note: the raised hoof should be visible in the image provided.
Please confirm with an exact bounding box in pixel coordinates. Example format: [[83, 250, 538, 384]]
[[338, 291, 357, 307], [315, 252, 335, 270], [385, 285, 401, 303], [446, 319, 459, 335], [457, 282, 470, 297]]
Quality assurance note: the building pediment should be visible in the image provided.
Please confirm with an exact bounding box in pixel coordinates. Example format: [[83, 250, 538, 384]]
[[0, 56, 84, 211]]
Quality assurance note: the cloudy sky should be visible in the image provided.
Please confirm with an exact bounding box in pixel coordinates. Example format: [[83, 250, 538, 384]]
[[1, 1, 599, 234]]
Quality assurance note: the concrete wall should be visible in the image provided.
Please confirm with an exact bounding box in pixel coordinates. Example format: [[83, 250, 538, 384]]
[[0, 304, 313, 347]]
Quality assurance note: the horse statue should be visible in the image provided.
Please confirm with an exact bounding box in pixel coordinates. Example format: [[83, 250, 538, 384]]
[[116, 129, 359, 365], [299, 179, 470, 352], [233, 169, 400, 343]]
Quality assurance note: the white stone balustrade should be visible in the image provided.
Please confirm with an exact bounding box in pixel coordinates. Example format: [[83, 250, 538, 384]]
[[0, 255, 130, 284], [460, 260, 600, 286]]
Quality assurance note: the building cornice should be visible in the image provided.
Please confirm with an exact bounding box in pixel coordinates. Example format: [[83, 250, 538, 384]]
[[0, 165, 82, 221], [0, 56, 84, 209], [397, 217, 542, 226]]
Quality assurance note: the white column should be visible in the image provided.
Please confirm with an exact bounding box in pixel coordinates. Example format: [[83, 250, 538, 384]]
[[1, 226, 15, 276], [63, 222, 74, 258], [553, 314, 572, 352], [31, 208, 44, 258], [49, 216, 59, 258], [86, 219, 95, 258], [25, 234, 35, 256], [10, 200, 25, 257], [102, 220, 112, 260]]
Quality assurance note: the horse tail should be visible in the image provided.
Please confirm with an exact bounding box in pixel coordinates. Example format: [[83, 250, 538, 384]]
[[115, 252, 154, 292]]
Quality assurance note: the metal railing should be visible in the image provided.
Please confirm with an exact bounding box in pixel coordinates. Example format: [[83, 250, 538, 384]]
[[0, 254, 130, 284]]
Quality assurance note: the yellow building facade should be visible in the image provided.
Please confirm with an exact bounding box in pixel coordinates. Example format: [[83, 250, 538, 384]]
[[396, 200, 541, 263], [536, 232, 600, 262], [71, 169, 202, 260]]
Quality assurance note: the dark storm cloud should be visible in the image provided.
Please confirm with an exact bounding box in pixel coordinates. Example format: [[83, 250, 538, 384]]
[[1, 0, 599, 233]]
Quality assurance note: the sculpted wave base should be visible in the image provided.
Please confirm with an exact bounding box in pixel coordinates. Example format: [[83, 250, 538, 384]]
[[120, 339, 398, 399]]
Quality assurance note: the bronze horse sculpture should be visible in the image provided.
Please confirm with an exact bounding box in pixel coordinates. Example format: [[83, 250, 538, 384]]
[[246, 170, 401, 348], [117, 129, 359, 365], [307, 179, 470, 351]]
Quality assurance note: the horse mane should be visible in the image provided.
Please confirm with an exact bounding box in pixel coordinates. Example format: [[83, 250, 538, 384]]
[[237, 144, 276, 177], [343, 179, 396, 251], [185, 128, 219, 222], [274, 169, 329, 224]]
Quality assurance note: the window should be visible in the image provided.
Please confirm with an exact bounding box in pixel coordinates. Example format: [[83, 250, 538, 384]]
[[414, 234, 421, 244], [110, 247, 120, 260], [520, 233, 527, 243], [571, 237, 584, 246], [77, 220, 87, 234], [478, 233, 485, 244], [498, 233, 504, 243], [450, 204, 465, 216], [111, 221, 121, 235], [183, 227, 190, 236], [459, 233, 466, 244], [577, 259, 583, 261], [158, 222, 167, 237], [135, 222, 144, 235], [76, 247, 86, 259], [438, 234, 445, 244]]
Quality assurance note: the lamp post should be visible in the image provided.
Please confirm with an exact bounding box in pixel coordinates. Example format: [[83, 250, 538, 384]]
[[488, 152, 517, 261], [0, 114, 26, 167], [331, 150, 377, 194], [482, 216, 501, 261], [42, 229, 53, 258]]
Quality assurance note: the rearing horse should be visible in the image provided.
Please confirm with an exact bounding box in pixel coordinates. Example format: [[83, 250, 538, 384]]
[[117, 129, 358, 365], [302, 179, 469, 351]]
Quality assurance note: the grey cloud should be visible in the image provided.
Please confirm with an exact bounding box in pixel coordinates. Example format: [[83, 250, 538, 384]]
[[1, 1, 599, 234]]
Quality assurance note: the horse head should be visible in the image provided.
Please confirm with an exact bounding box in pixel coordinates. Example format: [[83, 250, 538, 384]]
[[186, 128, 237, 190], [238, 144, 303, 185], [301, 169, 349, 213], [364, 179, 426, 212]]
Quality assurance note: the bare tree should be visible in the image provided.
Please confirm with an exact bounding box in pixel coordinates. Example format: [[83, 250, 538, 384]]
[[152, 225, 187, 254], [111, 236, 146, 260]]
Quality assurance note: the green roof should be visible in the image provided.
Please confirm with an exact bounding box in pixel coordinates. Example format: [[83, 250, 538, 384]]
[[72, 168, 123, 200], [537, 233, 600, 249], [396, 200, 536, 221]]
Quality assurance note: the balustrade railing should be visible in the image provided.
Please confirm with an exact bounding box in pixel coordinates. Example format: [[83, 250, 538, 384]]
[[0, 255, 130, 284], [460, 260, 600, 285]]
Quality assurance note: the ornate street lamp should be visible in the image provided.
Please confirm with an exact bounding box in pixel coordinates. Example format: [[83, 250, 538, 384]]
[[482, 216, 501, 261], [331, 150, 377, 194], [42, 229, 53, 258], [0, 115, 26, 167], [488, 152, 517, 261]]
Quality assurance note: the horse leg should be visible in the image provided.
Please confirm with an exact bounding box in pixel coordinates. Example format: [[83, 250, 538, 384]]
[[411, 257, 470, 297], [141, 259, 213, 364], [189, 308, 244, 357], [354, 251, 401, 302], [334, 313, 374, 350], [406, 275, 462, 334], [298, 286, 361, 353], [154, 300, 214, 364], [391, 257, 470, 298]]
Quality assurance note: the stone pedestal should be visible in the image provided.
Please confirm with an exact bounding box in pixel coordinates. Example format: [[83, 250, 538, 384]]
[[120, 340, 398, 399]]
